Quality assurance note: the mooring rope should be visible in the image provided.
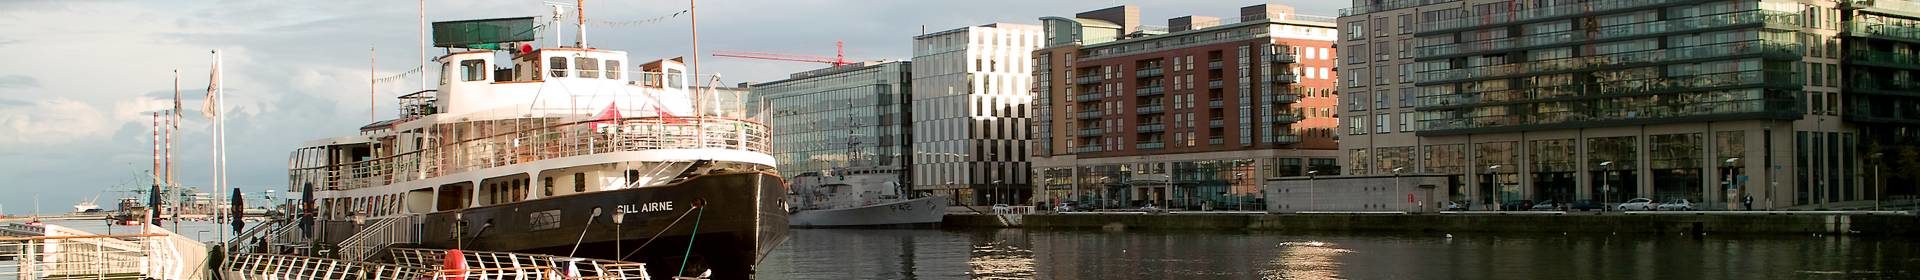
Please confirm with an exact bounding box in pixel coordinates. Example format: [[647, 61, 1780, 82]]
[[620, 204, 701, 260], [676, 206, 707, 277]]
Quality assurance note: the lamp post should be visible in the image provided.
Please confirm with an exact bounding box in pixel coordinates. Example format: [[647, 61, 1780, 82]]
[[1599, 161, 1613, 210], [1306, 170, 1318, 211], [1392, 167, 1406, 211], [1724, 157, 1740, 211], [1871, 153, 1884, 211], [1487, 165, 1503, 211]]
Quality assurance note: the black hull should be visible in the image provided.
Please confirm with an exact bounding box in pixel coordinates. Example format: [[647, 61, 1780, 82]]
[[412, 171, 788, 280]]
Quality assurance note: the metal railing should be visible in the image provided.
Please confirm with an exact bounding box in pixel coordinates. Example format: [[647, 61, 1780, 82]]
[[338, 215, 421, 262], [0, 225, 207, 280], [222, 253, 425, 280], [389, 248, 651, 280], [1271, 53, 1297, 64], [1136, 105, 1165, 114], [292, 116, 772, 191]]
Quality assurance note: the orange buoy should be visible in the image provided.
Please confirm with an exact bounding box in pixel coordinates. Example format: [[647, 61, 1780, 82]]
[[442, 249, 468, 280]]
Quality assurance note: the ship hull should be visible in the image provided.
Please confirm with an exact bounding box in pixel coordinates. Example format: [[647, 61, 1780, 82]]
[[790, 196, 948, 228], [414, 171, 788, 280]]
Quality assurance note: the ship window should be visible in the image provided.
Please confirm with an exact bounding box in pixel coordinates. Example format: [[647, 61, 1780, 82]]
[[542, 177, 553, 197], [549, 57, 568, 78], [573, 173, 586, 192], [605, 60, 621, 80], [576, 57, 600, 79], [460, 59, 486, 82], [667, 69, 685, 89], [440, 62, 451, 85]]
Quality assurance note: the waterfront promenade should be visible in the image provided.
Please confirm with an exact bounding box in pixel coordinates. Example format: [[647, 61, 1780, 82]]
[[944, 211, 1920, 236]]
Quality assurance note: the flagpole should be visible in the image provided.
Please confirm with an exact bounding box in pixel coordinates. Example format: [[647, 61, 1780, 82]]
[[214, 49, 227, 248], [170, 69, 180, 233]]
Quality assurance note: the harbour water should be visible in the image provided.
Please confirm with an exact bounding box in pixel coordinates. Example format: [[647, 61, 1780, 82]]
[[758, 228, 1919, 280]]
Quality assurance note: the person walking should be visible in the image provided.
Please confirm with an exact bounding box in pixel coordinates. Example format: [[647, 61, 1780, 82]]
[[1742, 195, 1754, 211]]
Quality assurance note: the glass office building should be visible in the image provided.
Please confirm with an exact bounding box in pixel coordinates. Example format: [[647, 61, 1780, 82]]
[[754, 61, 913, 183]]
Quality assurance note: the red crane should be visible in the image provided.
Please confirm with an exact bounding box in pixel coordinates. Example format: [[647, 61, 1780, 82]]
[[712, 40, 856, 67]]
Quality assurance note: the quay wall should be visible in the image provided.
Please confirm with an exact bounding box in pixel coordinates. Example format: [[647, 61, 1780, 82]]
[[944, 213, 1920, 236]]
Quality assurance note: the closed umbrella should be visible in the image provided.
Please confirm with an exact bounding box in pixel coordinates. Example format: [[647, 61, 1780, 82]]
[[149, 184, 163, 226], [230, 188, 245, 234], [300, 183, 314, 238]]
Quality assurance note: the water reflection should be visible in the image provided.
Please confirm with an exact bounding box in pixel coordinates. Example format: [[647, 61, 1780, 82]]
[[759, 229, 1916, 280]]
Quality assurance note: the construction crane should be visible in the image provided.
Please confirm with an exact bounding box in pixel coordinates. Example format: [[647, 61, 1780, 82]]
[[712, 40, 857, 67]]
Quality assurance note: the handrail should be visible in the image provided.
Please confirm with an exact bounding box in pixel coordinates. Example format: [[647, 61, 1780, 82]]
[[338, 215, 420, 261], [291, 116, 773, 192]]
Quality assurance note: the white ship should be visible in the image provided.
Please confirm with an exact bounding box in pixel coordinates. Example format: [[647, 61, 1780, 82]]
[[788, 171, 948, 227], [254, 15, 786, 280]]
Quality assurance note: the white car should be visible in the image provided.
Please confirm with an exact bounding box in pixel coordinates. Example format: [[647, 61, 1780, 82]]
[[1616, 198, 1657, 211], [1656, 199, 1695, 211], [991, 204, 1011, 213]]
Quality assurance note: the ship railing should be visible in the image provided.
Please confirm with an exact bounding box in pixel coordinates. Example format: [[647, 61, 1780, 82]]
[[221, 252, 425, 280], [390, 248, 651, 280], [296, 116, 771, 191], [0, 225, 208, 280], [337, 214, 421, 262]]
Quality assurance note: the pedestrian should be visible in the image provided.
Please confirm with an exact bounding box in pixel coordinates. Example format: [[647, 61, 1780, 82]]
[[1743, 195, 1753, 211]]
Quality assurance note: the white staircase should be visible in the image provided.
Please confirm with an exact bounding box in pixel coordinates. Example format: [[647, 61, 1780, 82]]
[[336, 215, 421, 262]]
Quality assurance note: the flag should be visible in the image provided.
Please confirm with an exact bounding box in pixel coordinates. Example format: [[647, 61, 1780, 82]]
[[203, 52, 221, 119]]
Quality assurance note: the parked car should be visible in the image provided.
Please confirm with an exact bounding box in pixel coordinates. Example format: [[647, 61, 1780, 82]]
[[991, 204, 1011, 213], [1568, 199, 1606, 211], [1656, 199, 1695, 211], [1499, 200, 1536, 211], [1616, 198, 1657, 211], [1443, 201, 1468, 211], [1529, 200, 1560, 211]]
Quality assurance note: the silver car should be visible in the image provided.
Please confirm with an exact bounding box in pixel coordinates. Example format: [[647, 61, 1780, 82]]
[[1656, 199, 1695, 211], [1616, 198, 1656, 211]]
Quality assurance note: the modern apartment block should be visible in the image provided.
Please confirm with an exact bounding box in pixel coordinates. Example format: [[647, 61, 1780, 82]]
[[1031, 4, 1342, 210], [753, 61, 913, 184], [1840, 0, 1920, 199], [911, 23, 1042, 206], [1339, 0, 1903, 210]]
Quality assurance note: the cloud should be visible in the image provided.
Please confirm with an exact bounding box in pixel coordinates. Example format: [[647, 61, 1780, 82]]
[[0, 75, 37, 89], [0, 98, 26, 108], [0, 98, 110, 145]]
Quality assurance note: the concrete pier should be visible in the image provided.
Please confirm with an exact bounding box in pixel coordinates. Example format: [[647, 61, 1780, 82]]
[[944, 212, 1920, 236]]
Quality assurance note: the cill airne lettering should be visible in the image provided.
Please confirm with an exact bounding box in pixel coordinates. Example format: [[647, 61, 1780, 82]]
[[618, 201, 674, 213]]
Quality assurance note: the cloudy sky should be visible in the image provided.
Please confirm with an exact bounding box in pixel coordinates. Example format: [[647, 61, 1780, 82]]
[[0, 0, 1338, 215]]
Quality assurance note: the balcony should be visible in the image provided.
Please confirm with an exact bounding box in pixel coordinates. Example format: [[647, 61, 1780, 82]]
[[1136, 104, 1165, 114], [1208, 119, 1225, 127], [1208, 99, 1224, 108], [1076, 93, 1103, 102], [1137, 86, 1166, 97], [1850, 50, 1920, 70], [1271, 134, 1302, 144], [1270, 91, 1301, 104], [1844, 20, 1920, 43], [1270, 53, 1297, 64], [1419, 9, 1798, 59], [1269, 73, 1298, 84], [1851, 78, 1920, 97], [1268, 113, 1303, 123], [1208, 61, 1223, 69], [1208, 80, 1224, 89], [1416, 40, 1799, 85], [1078, 128, 1106, 137], [1416, 0, 1694, 34], [1076, 110, 1104, 119], [1207, 138, 1224, 145], [1137, 123, 1166, 133], [1136, 67, 1164, 78], [1074, 75, 1102, 85], [1073, 146, 1104, 153], [1417, 70, 1802, 110], [1135, 142, 1165, 150]]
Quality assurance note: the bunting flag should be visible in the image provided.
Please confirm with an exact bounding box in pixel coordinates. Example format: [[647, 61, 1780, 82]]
[[373, 66, 425, 84], [653, 103, 684, 124], [588, 10, 688, 27], [202, 52, 220, 119]]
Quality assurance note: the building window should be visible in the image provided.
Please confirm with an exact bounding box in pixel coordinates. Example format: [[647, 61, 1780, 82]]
[[1375, 113, 1390, 133], [1375, 90, 1389, 109], [573, 173, 586, 192], [1399, 112, 1414, 132], [605, 60, 622, 80], [460, 59, 486, 82], [1348, 116, 1367, 135], [548, 57, 568, 78]]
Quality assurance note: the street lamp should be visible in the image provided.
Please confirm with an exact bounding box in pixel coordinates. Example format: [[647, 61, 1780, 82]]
[[1306, 170, 1319, 211], [1870, 153, 1884, 211], [1599, 161, 1613, 209], [1724, 157, 1740, 211], [1392, 167, 1406, 211], [1486, 165, 1503, 211]]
